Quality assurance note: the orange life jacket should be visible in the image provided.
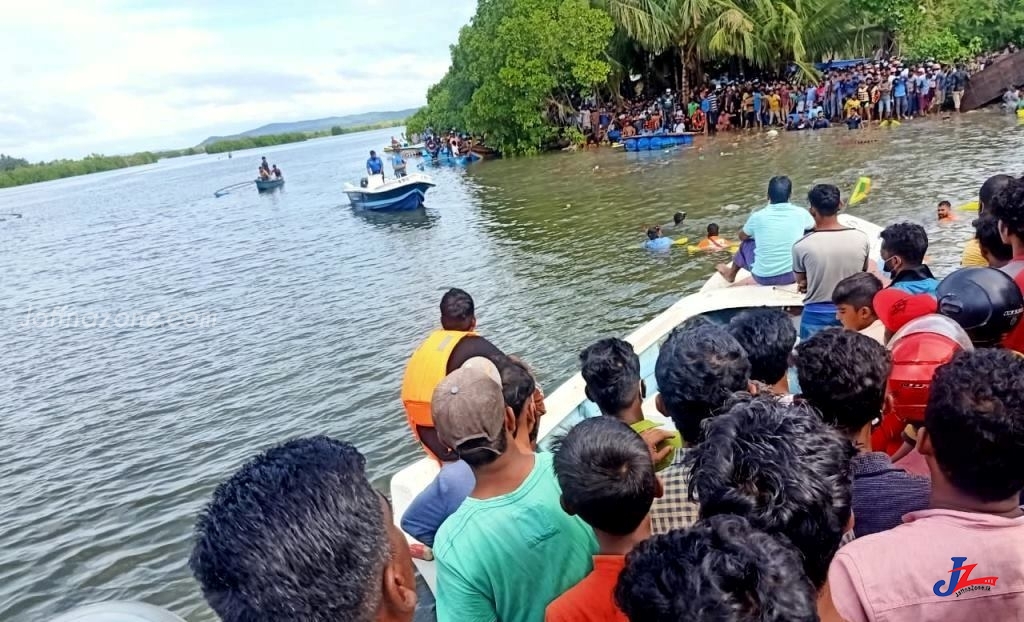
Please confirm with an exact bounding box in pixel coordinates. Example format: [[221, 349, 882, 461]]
[[400, 329, 476, 430]]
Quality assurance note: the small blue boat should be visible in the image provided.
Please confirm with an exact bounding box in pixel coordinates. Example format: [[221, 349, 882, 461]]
[[344, 173, 436, 211], [418, 148, 481, 167], [622, 132, 695, 152], [255, 178, 284, 192]]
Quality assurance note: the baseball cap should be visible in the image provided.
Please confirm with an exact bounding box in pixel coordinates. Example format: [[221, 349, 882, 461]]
[[432, 367, 506, 452], [460, 356, 502, 384], [874, 289, 938, 333]]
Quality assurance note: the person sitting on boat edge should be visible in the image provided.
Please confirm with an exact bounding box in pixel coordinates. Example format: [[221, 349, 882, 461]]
[[794, 329, 930, 538], [793, 184, 871, 340], [579, 338, 682, 472], [832, 272, 886, 345], [366, 150, 384, 178], [696, 223, 731, 250], [400, 288, 507, 462], [431, 367, 597, 622], [687, 395, 855, 621], [727, 308, 797, 397], [643, 226, 672, 251], [880, 222, 940, 295], [716, 175, 815, 286], [829, 349, 1024, 622], [391, 151, 407, 178], [616, 515, 820, 622], [545, 417, 662, 622], [189, 436, 417, 622], [258, 167, 270, 181], [271, 165, 282, 180]]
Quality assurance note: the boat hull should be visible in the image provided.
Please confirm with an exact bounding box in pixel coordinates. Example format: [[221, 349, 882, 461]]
[[255, 178, 284, 192], [344, 179, 434, 211], [622, 133, 695, 152], [962, 50, 1024, 112], [390, 213, 883, 594]]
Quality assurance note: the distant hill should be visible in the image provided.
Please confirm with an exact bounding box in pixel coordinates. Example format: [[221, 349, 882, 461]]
[[200, 108, 418, 146]]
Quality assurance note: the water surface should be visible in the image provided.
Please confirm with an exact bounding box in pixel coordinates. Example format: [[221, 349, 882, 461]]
[[2, 116, 1021, 620]]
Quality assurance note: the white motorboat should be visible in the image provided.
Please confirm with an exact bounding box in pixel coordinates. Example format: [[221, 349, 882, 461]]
[[343, 173, 436, 211], [390, 213, 884, 593]]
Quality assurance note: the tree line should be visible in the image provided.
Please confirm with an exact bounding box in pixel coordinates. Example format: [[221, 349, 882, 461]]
[[407, 0, 1024, 156], [1, 120, 407, 189]]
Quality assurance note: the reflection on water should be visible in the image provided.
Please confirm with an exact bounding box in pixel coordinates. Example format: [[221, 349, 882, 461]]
[[1, 114, 1023, 621]]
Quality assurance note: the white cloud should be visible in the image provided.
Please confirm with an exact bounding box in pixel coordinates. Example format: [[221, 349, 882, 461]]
[[0, 0, 475, 159]]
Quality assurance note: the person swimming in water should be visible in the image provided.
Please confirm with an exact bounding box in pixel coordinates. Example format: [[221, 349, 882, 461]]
[[937, 200, 956, 222], [644, 226, 673, 251], [697, 223, 732, 251]]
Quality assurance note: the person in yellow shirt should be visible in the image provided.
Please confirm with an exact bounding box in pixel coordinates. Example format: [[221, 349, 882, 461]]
[[962, 174, 1016, 267], [767, 89, 782, 126], [741, 90, 755, 129], [844, 96, 861, 119]]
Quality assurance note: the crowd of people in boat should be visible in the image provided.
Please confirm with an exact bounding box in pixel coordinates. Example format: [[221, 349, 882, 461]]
[[257, 156, 282, 181], [578, 55, 998, 144], [167, 170, 1024, 622], [54, 171, 1024, 621]]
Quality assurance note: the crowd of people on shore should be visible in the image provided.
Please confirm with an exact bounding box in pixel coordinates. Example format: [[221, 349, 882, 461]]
[[170, 168, 1024, 622], [57, 168, 1024, 621], [578, 53, 1013, 143]]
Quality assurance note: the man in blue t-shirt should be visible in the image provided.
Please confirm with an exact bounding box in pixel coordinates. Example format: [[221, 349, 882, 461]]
[[366, 150, 384, 176], [716, 176, 815, 286], [893, 75, 908, 119]]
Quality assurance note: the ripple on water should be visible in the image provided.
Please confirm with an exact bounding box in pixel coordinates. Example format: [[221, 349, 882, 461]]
[[2, 115, 1023, 621]]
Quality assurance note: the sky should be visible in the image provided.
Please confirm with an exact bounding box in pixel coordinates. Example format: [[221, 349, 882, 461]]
[[0, 0, 476, 160]]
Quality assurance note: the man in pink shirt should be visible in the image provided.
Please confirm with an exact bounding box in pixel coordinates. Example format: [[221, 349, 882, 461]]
[[829, 349, 1024, 622]]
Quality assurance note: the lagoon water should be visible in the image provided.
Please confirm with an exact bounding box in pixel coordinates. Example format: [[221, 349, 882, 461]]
[[1, 117, 1022, 621]]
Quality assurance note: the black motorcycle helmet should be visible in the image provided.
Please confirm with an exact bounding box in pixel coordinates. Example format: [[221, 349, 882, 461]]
[[937, 267, 1024, 346]]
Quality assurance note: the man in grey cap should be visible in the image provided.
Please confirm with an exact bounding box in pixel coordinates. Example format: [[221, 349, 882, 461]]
[[431, 367, 597, 622]]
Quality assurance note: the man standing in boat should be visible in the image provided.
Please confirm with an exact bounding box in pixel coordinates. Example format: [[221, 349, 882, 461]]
[[366, 150, 384, 180], [391, 150, 407, 178], [400, 288, 507, 462]]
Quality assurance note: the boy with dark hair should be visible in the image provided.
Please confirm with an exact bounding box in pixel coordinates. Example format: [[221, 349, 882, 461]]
[[190, 436, 417, 622], [962, 174, 1017, 267], [546, 417, 662, 622], [832, 272, 885, 344], [649, 324, 753, 534], [880, 222, 939, 295], [989, 177, 1024, 352], [795, 329, 930, 537], [697, 222, 731, 250], [974, 215, 1013, 268], [614, 515, 819, 622], [579, 338, 681, 471], [686, 395, 855, 604], [793, 184, 871, 339], [937, 200, 955, 222], [830, 350, 1024, 621], [727, 308, 797, 395]]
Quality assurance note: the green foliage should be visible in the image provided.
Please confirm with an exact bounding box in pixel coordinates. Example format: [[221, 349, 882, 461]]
[[205, 132, 310, 154], [412, 0, 613, 155], [0, 152, 161, 188], [0, 154, 30, 172]]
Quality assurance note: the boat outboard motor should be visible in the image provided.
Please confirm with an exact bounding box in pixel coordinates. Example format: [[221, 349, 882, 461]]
[[360, 177, 369, 188]]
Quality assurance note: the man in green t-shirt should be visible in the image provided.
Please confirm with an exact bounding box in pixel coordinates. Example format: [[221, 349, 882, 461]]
[[432, 367, 597, 622]]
